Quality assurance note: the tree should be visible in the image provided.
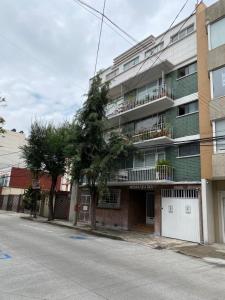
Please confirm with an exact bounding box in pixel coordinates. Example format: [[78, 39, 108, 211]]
[[68, 74, 134, 229], [22, 122, 69, 220], [0, 117, 5, 134]]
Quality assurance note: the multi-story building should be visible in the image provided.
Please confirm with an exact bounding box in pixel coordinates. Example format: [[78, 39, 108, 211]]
[[0, 129, 26, 169], [79, 12, 203, 243], [197, 0, 225, 244]]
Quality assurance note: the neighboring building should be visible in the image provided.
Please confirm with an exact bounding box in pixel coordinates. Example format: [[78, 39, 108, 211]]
[[0, 167, 70, 220], [0, 129, 26, 169], [197, 0, 225, 243], [78, 12, 203, 243]]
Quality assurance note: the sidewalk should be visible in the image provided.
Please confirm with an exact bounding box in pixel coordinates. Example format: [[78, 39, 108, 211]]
[[19, 213, 225, 265]]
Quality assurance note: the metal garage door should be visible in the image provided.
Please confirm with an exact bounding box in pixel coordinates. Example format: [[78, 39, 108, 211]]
[[161, 189, 200, 243]]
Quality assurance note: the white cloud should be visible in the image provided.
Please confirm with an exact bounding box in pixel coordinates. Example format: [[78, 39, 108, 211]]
[[0, 0, 216, 134]]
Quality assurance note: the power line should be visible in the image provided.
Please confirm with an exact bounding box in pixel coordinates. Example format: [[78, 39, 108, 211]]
[[72, 0, 138, 44], [129, 1, 195, 92], [93, 0, 106, 76], [71, 0, 134, 46]]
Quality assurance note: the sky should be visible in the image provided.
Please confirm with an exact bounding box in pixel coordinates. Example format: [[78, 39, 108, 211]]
[[0, 0, 216, 134]]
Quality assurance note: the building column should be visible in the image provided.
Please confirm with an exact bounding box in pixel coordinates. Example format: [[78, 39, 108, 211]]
[[69, 181, 79, 224], [154, 189, 161, 236], [201, 179, 215, 243]]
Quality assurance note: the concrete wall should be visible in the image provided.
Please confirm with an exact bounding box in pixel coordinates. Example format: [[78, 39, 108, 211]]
[[208, 44, 225, 71], [196, 2, 213, 180], [212, 153, 225, 179], [96, 188, 130, 230], [1, 187, 25, 195], [206, 0, 225, 24], [0, 130, 26, 169], [201, 179, 215, 243], [209, 96, 225, 120]]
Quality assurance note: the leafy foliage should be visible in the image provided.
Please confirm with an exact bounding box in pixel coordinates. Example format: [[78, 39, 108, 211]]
[[21, 122, 69, 220], [68, 74, 134, 228]]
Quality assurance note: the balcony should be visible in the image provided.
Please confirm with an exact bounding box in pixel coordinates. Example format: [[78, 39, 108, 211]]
[[131, 125, 173, 148], [106, 86, 174, 127], [108, 165, 174, 185]]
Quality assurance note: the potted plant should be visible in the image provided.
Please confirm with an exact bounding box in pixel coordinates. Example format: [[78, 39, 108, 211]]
[[156, 159, 172, 180]]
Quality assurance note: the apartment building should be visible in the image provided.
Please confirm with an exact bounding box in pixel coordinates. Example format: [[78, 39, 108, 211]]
[[197, 0, 225, 243], [78, 12, 203, 243]]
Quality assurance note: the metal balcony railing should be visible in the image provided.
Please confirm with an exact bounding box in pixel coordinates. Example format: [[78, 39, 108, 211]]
[[110, 165, 174, 182], [131, 124, 173, 143], [106, 85, 174, 118]]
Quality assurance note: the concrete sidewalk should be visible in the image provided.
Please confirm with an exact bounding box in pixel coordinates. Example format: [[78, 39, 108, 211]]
[[19, 213, 225, 265]]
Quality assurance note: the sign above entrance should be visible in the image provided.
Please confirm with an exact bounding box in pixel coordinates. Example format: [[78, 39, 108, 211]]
[[129, 185, 154, 190]]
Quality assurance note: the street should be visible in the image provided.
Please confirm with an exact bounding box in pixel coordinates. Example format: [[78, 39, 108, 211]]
[[0, 212, 225, 300]]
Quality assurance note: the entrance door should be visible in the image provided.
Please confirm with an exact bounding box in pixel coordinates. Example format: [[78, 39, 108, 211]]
[[146, 192, 155, 224]]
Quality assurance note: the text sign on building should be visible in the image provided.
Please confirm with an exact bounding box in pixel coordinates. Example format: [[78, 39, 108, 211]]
[[129, 185, 154, 190]]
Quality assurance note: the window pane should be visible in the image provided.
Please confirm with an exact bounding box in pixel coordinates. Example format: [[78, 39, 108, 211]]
[[188, 101, 198, 113], [187, 24, 194, 34], [215, 119, 225, 152], [145, 152, 155, 167], [157, 152, 165, 162], [179, 142, 200, 157], [212, 66, 225, 98], [210, 17, 225, 49], [134, 153, 144, 168], [188, 63, 197, 74], [178, 104, 187, 116], [177, 67, 186, 78], [179, 29, 186, 39]]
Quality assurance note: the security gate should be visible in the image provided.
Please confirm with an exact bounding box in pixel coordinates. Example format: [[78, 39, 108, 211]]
[[161, 189, 200, 243], [78, 193, 90, 223], [146, 192, 155, 224]]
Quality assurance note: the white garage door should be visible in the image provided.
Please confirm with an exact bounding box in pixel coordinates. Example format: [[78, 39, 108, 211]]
[[161, 189, 200, 243]]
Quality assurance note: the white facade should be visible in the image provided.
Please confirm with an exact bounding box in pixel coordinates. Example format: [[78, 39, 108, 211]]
[[0, 130, 26, 170]]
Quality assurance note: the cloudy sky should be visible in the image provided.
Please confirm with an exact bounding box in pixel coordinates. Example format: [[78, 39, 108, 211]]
[[0, 0, 215, 134]]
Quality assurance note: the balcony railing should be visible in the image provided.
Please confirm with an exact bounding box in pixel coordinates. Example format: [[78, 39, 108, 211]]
[[131, 125, 173, 143], [106, 85, 174, 118], [110, 165, 174, 183]]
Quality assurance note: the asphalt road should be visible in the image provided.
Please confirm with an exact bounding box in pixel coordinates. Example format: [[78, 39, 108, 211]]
[[0, 211, 225, 300]]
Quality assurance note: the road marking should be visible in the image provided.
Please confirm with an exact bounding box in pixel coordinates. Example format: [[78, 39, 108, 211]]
[[0, 253, 11, 260], [70, 235, 88, 240]]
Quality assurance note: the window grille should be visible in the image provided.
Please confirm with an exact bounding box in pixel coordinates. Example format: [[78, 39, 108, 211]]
[[161, 189, 199, 198], [98, 189, 121, 209]]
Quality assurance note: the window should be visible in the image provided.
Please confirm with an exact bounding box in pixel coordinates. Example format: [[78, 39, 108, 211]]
[[177, 62, 197, 79], [106, 68, 119, 81], [135, 114, 165, 132], [0, 175, 9, 187], [178, 142, 200, 157], [123, 57, 139, 71], [170, 24, 194, 43], [98, 189, 121, 209], [212, 66, 225, 98], [215, 119, 225, 152], [210, 17, 225, 49], [134, 151, 165, 168], [145, 42, 164, 58], [177, 101, 198, 116], [136, 80, 160, 102]]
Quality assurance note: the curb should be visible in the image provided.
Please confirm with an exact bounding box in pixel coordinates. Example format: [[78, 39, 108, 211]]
[[20, 216, 124, 241]]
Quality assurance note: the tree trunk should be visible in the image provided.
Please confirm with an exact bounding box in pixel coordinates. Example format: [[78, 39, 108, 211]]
[[90, 189, 97, 230], [48, 176, 57, 221]]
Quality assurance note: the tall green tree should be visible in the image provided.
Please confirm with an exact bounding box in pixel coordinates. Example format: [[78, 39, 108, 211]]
[[22, 122, 69, 220], [68, 75, 134, 229]]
